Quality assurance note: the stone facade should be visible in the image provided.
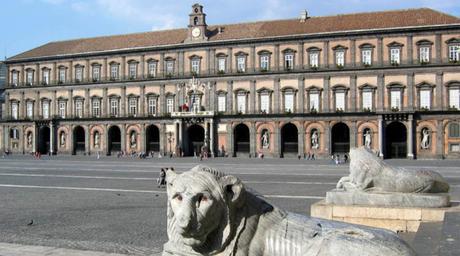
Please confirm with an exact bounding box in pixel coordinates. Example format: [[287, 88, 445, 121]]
[[1, 5, 460, 158]]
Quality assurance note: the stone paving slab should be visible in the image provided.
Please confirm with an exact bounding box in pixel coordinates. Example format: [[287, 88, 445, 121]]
[[0, 243, 132, 256]]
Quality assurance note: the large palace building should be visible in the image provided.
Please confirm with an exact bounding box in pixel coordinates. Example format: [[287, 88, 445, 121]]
[[1, 4, 460, 159]]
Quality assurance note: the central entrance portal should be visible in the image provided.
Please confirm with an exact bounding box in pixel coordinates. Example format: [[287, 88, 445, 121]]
[[281, 123, 298, 157], [108, 126, 121, 155], [73, 126, 85, 155], [385, 121, 407, 159], [186, 124, 205, 156], [38, 126, 50, 154], [331, 122, 350, 154], [234, 124, 250, 157]]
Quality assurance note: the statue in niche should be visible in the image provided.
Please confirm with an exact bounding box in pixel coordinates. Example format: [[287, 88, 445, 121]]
[[60, 132, 66, 147], [130, 132, 137, 149], [94, 132, 100, 149], [421, 128, 430, 149], [261, 130, 269, 149], [364, 129, 372, 148], [162, 165, 416, 256], [27, 133, 33, 147], [311, 130, 319, 149]]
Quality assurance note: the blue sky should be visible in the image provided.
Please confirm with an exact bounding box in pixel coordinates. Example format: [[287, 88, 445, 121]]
[[1, 0, 460, 59]]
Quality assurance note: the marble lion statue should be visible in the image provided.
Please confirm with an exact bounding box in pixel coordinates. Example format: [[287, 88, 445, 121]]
[[162, 165, 415, 256], [337, 147, 450, 193]]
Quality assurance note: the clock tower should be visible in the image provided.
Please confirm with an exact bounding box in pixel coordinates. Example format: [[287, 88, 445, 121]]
[[186, 4, 208, 42]]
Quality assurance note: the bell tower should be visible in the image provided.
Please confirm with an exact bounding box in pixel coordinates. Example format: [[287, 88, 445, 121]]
[[186, 3, 208, 42]]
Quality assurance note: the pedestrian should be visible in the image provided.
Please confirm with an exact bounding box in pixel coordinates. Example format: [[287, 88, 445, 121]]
[[344, 154, 348, 163], [97, 151, 100, 160], [311, 153, 315, 160], [335, 154, 340, 165], [158, 168, 166, 188]]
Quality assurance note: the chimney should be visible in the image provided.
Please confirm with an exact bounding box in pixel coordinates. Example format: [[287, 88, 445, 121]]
[[300, 10, 308, 22]]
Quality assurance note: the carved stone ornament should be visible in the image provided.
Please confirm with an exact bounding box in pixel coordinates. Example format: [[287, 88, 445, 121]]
[[162, 165, 415, 256]]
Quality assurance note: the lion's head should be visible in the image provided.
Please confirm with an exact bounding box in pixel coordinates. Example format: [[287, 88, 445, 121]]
[[349, 147, 384, 177], [164, 165, 245, 254]]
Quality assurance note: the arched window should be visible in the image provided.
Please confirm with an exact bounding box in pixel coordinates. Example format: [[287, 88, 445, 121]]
[[449, 123, 460, 138]]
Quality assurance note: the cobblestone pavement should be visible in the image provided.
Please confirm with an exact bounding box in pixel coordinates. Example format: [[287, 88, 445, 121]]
[[0, 155, 458, 255]]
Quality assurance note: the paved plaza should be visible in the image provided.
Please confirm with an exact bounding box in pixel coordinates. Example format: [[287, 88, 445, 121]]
[[0, 155, 459, 255]]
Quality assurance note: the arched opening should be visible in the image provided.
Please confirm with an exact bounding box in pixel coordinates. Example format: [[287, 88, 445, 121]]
[[73, 126, 85, 155], [38, 126, 50, 154], [281, 123, 298, 157], [108, 126, 121, 155], [385, 121, 407, 159], [331, 122, 350, 154], [186, 124, 205, 156], [146, 125, 160, 153], [234, 124, 250, 156]]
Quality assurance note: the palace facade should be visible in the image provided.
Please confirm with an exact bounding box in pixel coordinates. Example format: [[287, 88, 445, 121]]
[[1, 4, 460, 159]]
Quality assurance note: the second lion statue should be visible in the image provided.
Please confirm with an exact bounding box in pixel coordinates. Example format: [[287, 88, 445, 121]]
[[162, 165, 415, 256]]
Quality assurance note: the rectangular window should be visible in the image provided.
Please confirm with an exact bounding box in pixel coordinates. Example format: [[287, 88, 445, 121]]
[[128, 98, 137, 116], [218, 58, 226, 72], [336, 51, 345, 66], [284, 93, 294, 112], [27, 102, 34, 119], [362, 91, 373, 110], [92, 66, 101, 81], [12, 72, 18, 86], [309, 52, 319, 68], [110, 65, 118, 79], [260, 94, 270, 113], [148, 97, 157, 115], [75, 100, 83, 118], [75, 67, 83, 81], [362, 49, 372, 65], [420, 90, 431, 109], [237, 56, 246, 72], [335, 92, 345, 110], [27, 71, 34, 85], [110, 98, 119, 117], [285, 54, 294, 70], [11, 102, 18, 119], [309, 93, 319, 111], [450, 144, 460, 152], [390, 48, 400, 64], [166, 61, 174, 75], [237, 94, 246, 113], [449, 45, 460, 62], [390, 90, 401, 109], [92, 99, 100, 117], [59, 69, 66, 83], [190, 94, 201, 112], [129, 63, 137, 78], [260, 55, 269, 71], [420, 47, 430, 63], [42, 101, 50, 119], [59, 101, 66, 118], [148, 62, 157, 77], [191, 59, 200, 74], [166, 97, 174, 113], [449, 88, 460, 109], [217, 94, 226, 112], [43, 70, 50, 85]]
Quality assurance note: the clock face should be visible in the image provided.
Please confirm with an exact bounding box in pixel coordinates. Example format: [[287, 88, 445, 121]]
[[192, 28, 201, 38]]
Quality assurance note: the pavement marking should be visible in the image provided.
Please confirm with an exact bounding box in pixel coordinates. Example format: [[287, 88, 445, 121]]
[[0, 242, 129, 256]]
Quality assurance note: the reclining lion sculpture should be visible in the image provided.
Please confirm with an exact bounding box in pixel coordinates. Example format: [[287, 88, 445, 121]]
[[337, 147, 449, 193], [162, 165, 415, 256]]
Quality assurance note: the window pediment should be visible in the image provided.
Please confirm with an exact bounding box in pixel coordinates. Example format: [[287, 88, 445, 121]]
[[188, 54, 202, 60], [234, 88, 249, 94], [446, 81, 460, 88], [164, 57, 176, 61], [257, 50, 272, 55], [91, 95, 102, 100], [146, 58, 158, 63], [358, 83, 376, 90], [359, 43, 375, 49], [74, 64, 85, 68], [91, 62, 102, 66], [57, 96, 68, 101], [387, 41, 404, 48], [73, 96, 85, 100], [165, 92, 176, 97], [281, 86, 298, 93], [216, 90, 227, 95], [446, 38, 460, 44], [281, 48, 296, 53], [416, 82, 435, 89], [146, 93, 159, 98], [256, 87, 273, 94], [332, 45, 348, 51], [127, 59, 139, 64], [234, 51, 248, 56], [332, 85, 349, 91], [306, 85, 323, 92], [109, 61, 119, 66], [215, 52, 228, 58], [108, 94, 121, 99], [386, 82, 406, 89], [40, 97, 51, 102], [25, 68, 35, 72], [57, 65, 68, 69], [127, 94, 139, 98], [306, 46, 321, 52], [416, 39, 434, 46], [41, 67, 51, 71]]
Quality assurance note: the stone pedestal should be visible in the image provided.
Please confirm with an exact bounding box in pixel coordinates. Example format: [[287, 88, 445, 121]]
[[311, 200, 460, 233]]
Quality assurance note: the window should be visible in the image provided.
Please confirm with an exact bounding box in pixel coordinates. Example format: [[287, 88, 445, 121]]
[[284, 53, 294, 70], [309, 52, 319, 68], [191, 58, 200, 74], [75, 99, 83, 118], [450, 144, 460, 152], [362, 91, 373, 110], [390, 48, 400, 65], [449, 88, 460, 109], [166, 97, 174, 113], [148, 62, 157, 77], [92, 98, 101, 118], [309, 92, 319, 111], [237, 93, 246, 113], [92, 65, 101, 81], [390, 90, 401, 109], [128, 97, 138, 116], [42, 69, 50, 85], [260, 55, 269, 71], [10, 128, 19, 140], [420, 47, 430, 63], [449, 44, 460, 62], [260, 93, 270, 113], [166, 60, 175, 75], [110, 98, 119, 117], [420, 90, 431, 109], [11, 71, 18, 86], [237, 56, 246, 72], [75, 66, 83, 82], [27, 101, 34, 119], [335, 91, 345, 110], [110, 64, 119, 80], [336, 51, 345, 66], [218, 58, 226, 72], [58, 68, 66, 83], [148, 97, 157, 116], [284, 92, 294, 112], [190, 94, 201, 112], [362, 49, 372, 66], [449, 123, 460, 138], [128, 63, 137, 79], [217, 94, 226, 112], [58, 101, 66, 118], [26, 70, 34, 85], [11, 102, 18, 120], [42, 101, 50, 119]]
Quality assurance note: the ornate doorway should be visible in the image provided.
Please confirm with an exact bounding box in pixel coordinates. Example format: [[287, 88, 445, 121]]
[[385, 121, 407, 159], [331, 122, 350, 154]]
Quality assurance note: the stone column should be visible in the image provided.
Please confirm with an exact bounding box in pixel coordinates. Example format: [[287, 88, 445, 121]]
[[350, 39, 356, 67], [249, 122, 256, 157], [178, 51, 184, 76], [298, 124, 305, 157], [68, 89, 73, 118], [226, 81, 233, 114], [407, 35, 413, 65], [121, 86, 126, 117], [102, 87, 108, 117], [121, 56, 126, 79], [4, 92, 9, 119], [250, 45, 256, 72], [51, 90, 56, 117], [297, 42, 304, 69], [160, 84, 165, 114], [209, 81, 216, 111], [350, 75, 357, 112], [159, 53, 165, 77], [85, 88, 90, 118], [209, 49, 216, 74], [140, 124, 146, 153], [378, 115, 384, 158], [140, 85, 145, 117], [140, 55, 145, 79], [178, 120, 183, 149], [85, 126, 90, 155], [325, 122, 331, 156], [227, 47, 233, 73], [226, 123, 234, 157], [209, 119, 214, 157], [120, 124, 126, 152], [85, 59, 90, 81], [436, 72, 443, 110], [377, 37, 383, 67], [103, 58, 108, 80], [350, 121, 357, 148], [407, 115, 414, 159], [323, 76, 330, 112], [273, 122, 281, 157], [298, 76, 305, 113], [377, 74, 384, 112], [206, 49, 211, 75], [104, 124, 109, 155], [33, 125, 37, 153], [435, 33, 442, 64], [436, 120, 444, 159], [33, 91, 39, 118], [4, 125, 10, 152], [69, 124, 74, 155], [407, 73, 414, 111], [19, 91, 25, 119], [323, 41, 329, 68], [274, 78, 280, 114], [250, 80, 256, 114], [159, 123, 166, 156], [50, 121, 55, 154], [274, 44, 280, 71]]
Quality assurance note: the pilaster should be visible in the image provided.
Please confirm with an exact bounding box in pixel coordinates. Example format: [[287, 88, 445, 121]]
[[435, 33, 442, 64], [274, 78, 280, 114], [350, 39, 356, 67], [274, 44, 280, 71], [250, 45, 256, 72], [250, 80, 256, 114], [298, 76, 305, 113], [407, 72, 414, 111], [140, 85, 145, 117], [377, 37, 383, 67], [273, 122, 281, 157], [323, 76, 330, 112], [226, 123, 234, 157], [102, 87, 108, 117], [226, 80, 233, 114], [436, 120, 444, 158], [350, 121, 357, 148], [249, 122, 256, 157], [160, 84, 166, 114], [85, 88, 90, 118], [350, 75, 357, 112], [298, 124, 305, 157], [121, 86, 126, 117], [85, 126, 90, 155], [407, 115, 414, 159], [407, 35, 413, 65], [377, 74, 384, 112], [323, 41, 329, 68], [297, 42, 304, 69], [436, 72, 444, 110], [120, 124, 126, 152]]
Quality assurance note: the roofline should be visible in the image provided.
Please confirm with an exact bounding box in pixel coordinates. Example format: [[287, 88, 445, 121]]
[[6, 23, 460, 64]]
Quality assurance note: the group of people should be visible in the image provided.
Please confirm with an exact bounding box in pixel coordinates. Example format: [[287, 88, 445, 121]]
[[331, 154, 349, 165]]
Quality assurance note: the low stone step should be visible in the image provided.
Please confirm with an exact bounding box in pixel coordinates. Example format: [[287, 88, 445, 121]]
[[411, 221, 443, 256], [438, 212, 460, 256]]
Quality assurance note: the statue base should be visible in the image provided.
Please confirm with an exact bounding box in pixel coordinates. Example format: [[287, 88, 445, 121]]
[[311, 200, 460, 233], [326, 190, 451, 208]]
